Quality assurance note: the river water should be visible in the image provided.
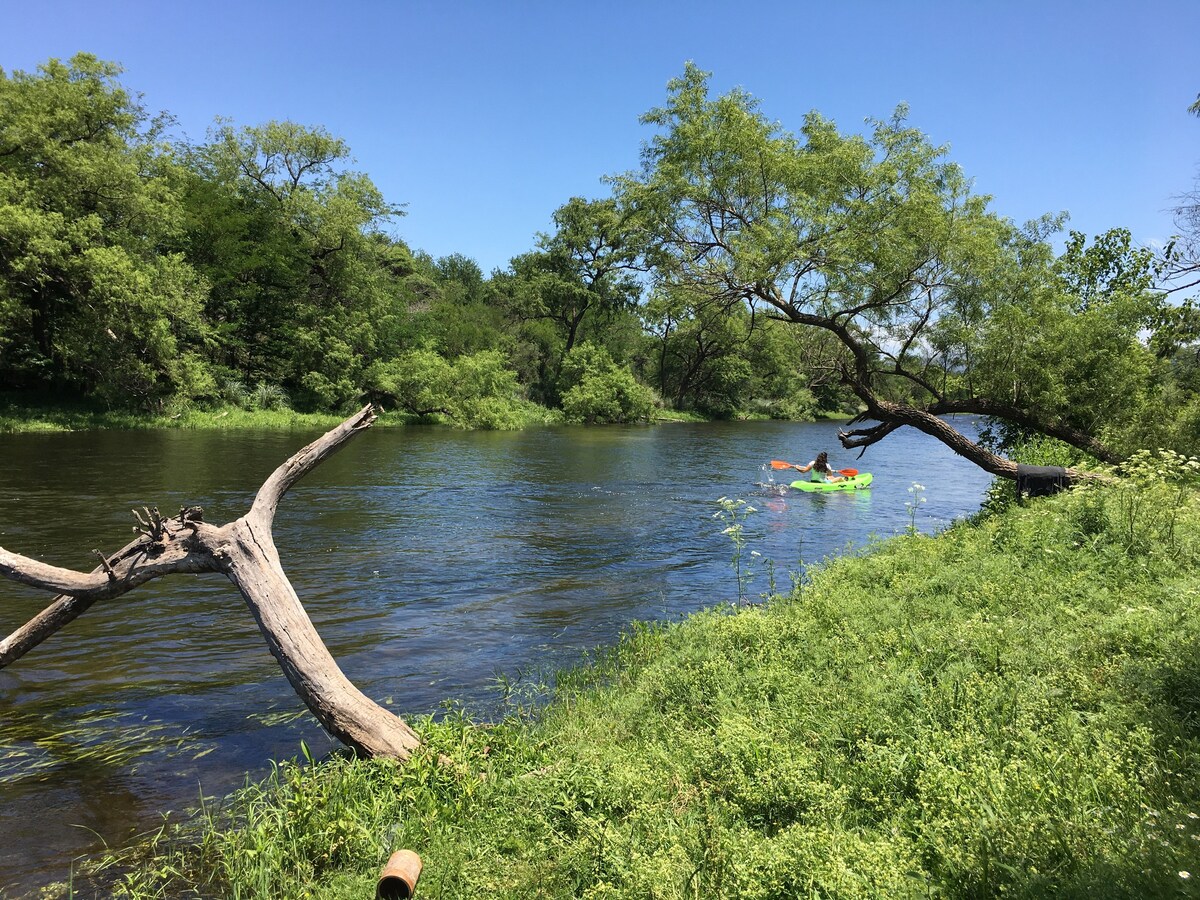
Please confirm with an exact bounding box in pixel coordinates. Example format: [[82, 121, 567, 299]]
[[0, 418, 991, 894]]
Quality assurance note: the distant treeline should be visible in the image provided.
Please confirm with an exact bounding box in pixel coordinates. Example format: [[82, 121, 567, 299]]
[[0, 54, 849, 427], [2, 55, 1199, 455]]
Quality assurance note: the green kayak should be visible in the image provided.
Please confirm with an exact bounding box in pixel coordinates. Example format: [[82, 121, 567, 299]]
[[789, 472, 874, 492]]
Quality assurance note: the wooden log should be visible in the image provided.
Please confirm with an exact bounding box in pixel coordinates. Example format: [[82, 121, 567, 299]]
[[0, 405, 422, 760]]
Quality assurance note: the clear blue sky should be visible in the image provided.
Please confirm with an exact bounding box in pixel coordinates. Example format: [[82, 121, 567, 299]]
[[3, 0, 1198, 274]]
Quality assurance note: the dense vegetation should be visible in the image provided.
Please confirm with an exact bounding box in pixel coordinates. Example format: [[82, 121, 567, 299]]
[[74, 452, 1200, 898], [0, 55, 844, 429], [610, 65, 1200, 467], [3, 55, 1198, 453]]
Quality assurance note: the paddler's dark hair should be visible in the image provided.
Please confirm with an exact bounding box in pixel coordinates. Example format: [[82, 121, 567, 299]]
[[814, 451, 831, 472]]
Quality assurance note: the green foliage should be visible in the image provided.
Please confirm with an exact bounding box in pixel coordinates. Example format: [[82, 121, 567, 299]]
[[0, 389, 347, 433], [639, 286, 770, 416], [965, 229, 1163, 456], [740, 320, 825, 419], [250, 381, 290, 411], [1109, 449, 1200, 557], [559, 343, 655, 424], [492, 197, 644, 405], [0, 54, 914, 425], [367, 349, 557, 429], [3, 53, 1193, 439], [977, 433, 1093, 515], [92, 481, 1200, 899], [0, 54, 211, 408], [611, 64, 1195, 458], [403, 252, 508, 360], [181, 118, 406, 409]]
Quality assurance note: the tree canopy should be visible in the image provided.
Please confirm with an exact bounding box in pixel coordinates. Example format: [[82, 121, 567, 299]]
[[0, 54, 209, 407], [609, 63, 1183, 474], [1, 54, 1197, 467]]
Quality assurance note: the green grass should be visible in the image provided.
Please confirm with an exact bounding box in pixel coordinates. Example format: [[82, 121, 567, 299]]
[[66, 455, 1200, 898], [0, 398, 494, 434], [0, 394, 350, 433], [0, 393, 837, 433], [650, 408, 709, 424]]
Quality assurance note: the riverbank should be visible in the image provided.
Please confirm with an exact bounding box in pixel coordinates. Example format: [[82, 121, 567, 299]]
[[0, 395, 348, 433], [75, 454, 1200, 899], [0, 395, 845, 434]]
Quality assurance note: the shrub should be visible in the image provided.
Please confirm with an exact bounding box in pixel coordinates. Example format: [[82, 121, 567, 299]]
[[559, 343, 655, 424], [367, 349, 556, 429], [251, 381, 290, 411]]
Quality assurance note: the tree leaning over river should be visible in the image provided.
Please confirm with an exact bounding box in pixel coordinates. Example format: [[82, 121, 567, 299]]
[[612, 64, 1175, 480], [0, 406, 421, 759]]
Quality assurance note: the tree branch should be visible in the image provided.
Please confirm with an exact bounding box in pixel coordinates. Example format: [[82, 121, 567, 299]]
[[1, 508, 213, 668], [0, 406, 422, 759], [250, 404, 377, 523], [927, 398, 1122, 465]]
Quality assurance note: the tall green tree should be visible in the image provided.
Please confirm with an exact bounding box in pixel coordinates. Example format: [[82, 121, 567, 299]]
[[0, 54, 210, 408], [641, 284, 753, 415], [641, 283, 828, 418], [496, 197, 643, 404], [960, 227, 1163, 455], [181, 119, 406, 408], [613, 64, 1168, 478], [1127, 93, 1200, 453], [407, 252, 507, 359]]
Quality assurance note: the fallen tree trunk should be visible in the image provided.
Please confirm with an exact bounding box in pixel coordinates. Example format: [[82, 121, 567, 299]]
[[0, 405, 421, 760]]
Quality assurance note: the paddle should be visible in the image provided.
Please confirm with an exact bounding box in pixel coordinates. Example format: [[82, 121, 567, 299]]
[[770, 460, 858, 477]]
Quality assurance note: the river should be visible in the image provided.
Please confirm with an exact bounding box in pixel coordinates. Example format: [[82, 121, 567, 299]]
[[0, 418, 992, 894]]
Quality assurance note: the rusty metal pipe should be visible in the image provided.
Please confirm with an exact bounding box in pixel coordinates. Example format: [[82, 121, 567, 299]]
[[377, 849, 422, 899]]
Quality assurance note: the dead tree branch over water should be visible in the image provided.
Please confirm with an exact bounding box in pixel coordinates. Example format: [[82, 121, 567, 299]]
[[0, 405, 421, 760]]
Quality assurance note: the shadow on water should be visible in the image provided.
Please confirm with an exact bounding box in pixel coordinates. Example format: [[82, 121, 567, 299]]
[[0, 418, 991, 894]]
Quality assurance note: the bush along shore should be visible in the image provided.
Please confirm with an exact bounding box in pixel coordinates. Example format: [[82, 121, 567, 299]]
[[0, 395, 731, 435], [78, 454, 1200, 899]]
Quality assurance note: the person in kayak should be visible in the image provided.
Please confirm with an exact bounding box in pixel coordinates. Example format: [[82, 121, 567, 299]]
[[794, 451, 845, 483]]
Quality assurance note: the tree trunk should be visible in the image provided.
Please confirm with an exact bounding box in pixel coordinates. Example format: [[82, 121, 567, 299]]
[[211, 514, 420, 757], [839, 396, 1107, 486], [1, 405, 421, 760]]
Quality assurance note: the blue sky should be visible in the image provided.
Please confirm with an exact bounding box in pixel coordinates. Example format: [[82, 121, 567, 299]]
[[3, 1, 1198, 274]]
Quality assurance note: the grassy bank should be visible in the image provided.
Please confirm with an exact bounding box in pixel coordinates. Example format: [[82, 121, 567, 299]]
[[0, 395, 349, 433], [0, 401, 691, 434], [0, 394, 847, 434], [81, 456, 1200, 898]]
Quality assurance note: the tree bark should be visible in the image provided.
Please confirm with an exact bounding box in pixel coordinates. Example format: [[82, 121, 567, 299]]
[[1, 405, 421, 759], [838, 393, 1109, 486], [208, 516, 420, 757]]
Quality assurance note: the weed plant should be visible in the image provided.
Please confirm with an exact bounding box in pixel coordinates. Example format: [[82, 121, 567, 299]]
[[713, 497, 758, 604], [79, 454, 1200, 899]]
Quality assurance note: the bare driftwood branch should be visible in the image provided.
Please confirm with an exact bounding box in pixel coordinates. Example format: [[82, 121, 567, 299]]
[[250, 405, 377, 522], [1, 508, 211, 666], [0, 405, 421, 759]]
